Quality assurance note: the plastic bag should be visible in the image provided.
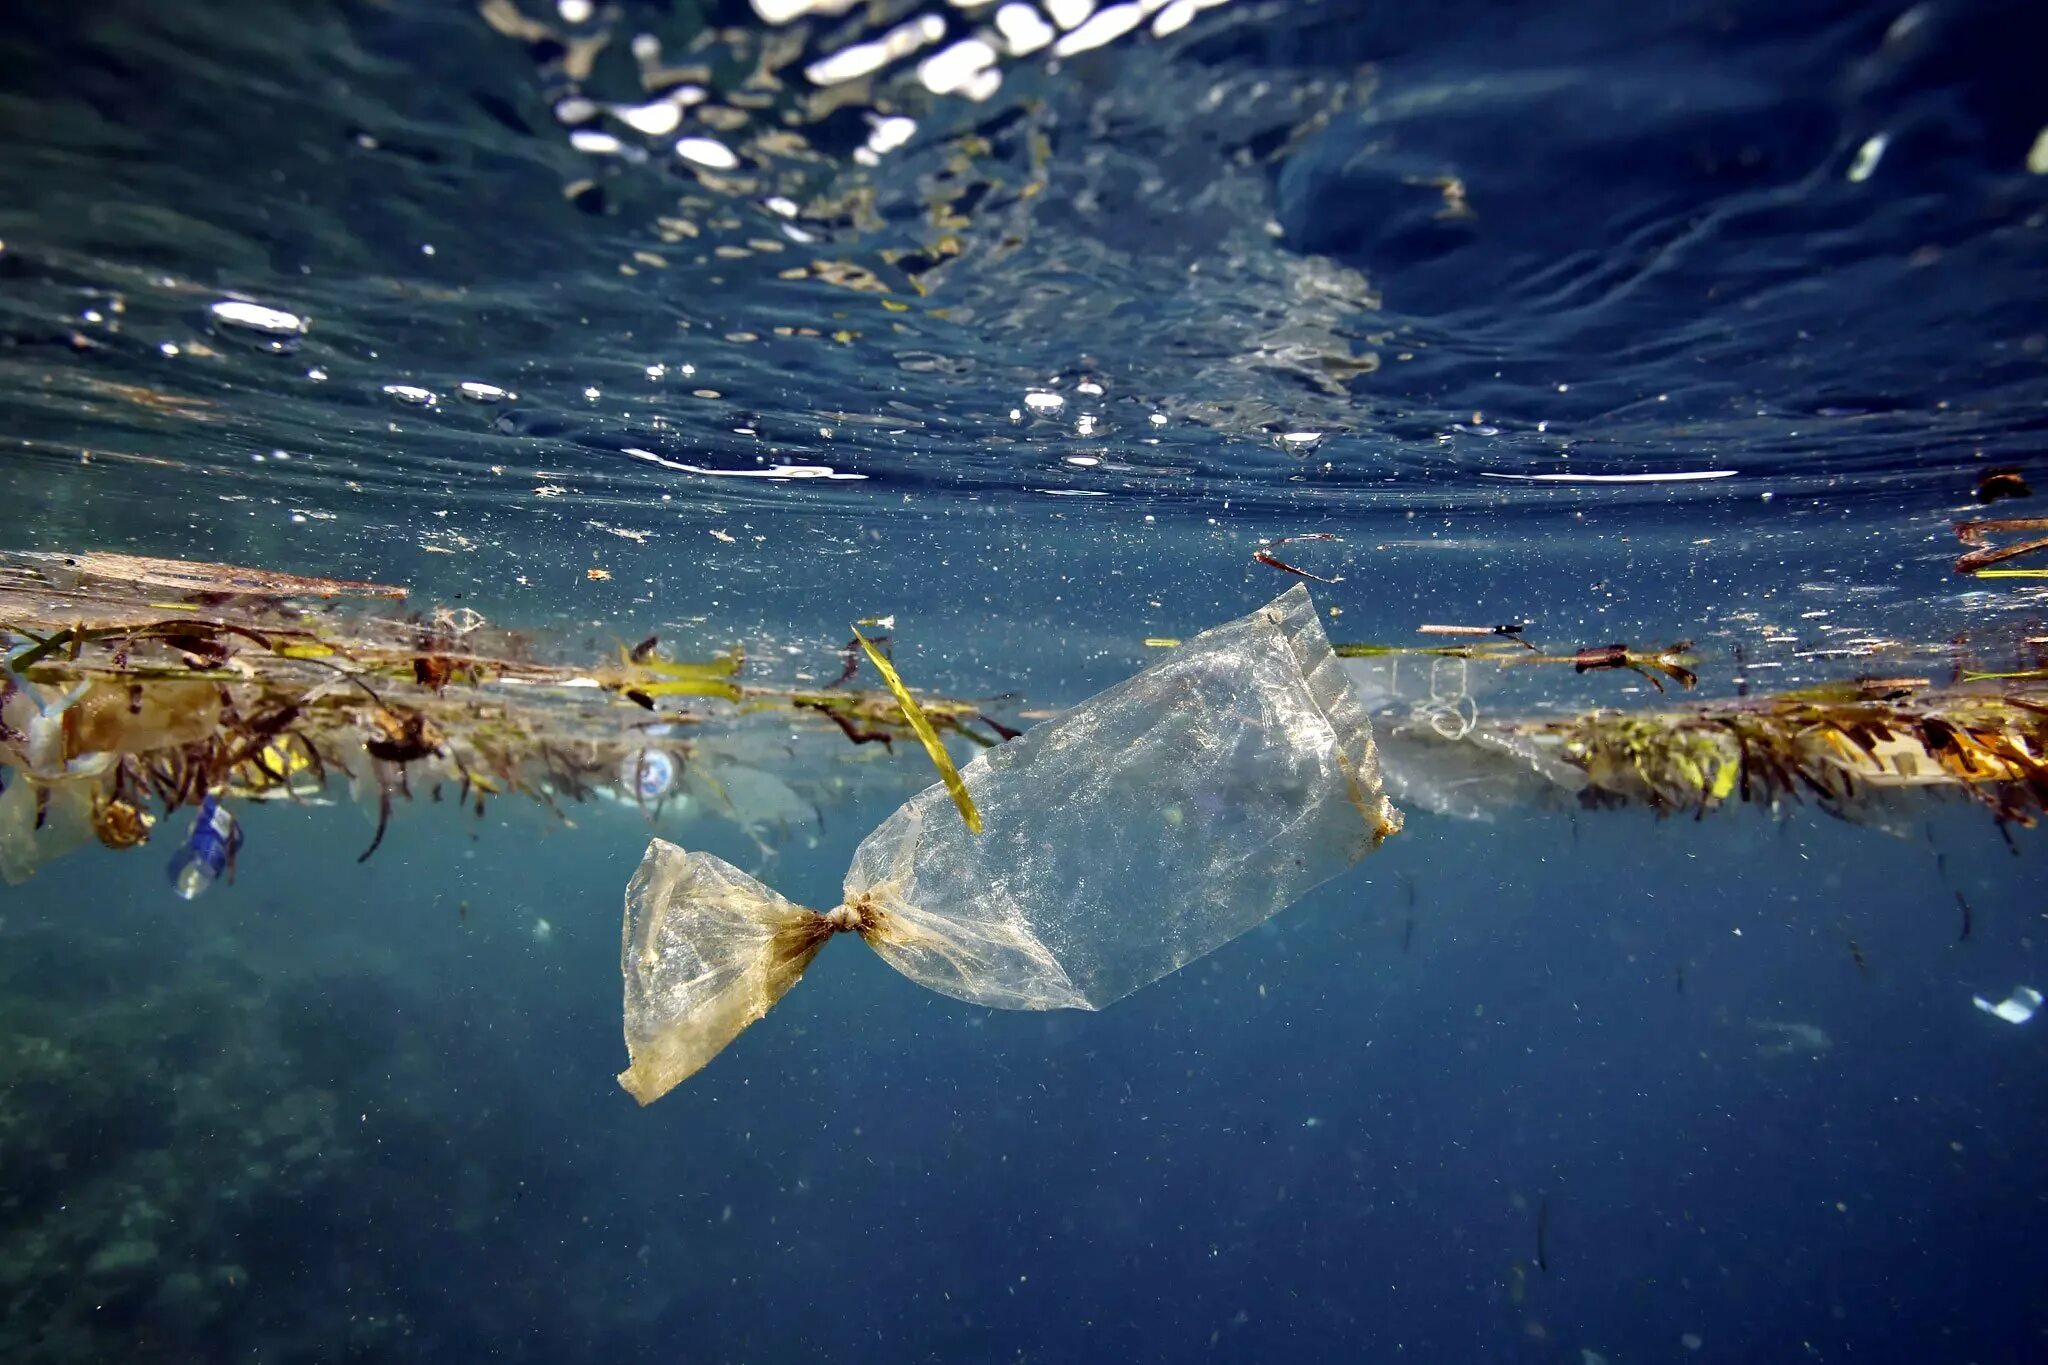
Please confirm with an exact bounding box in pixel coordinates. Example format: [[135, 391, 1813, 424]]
[[618, 585, 1403, 1102], [0, 670, 111, 886]]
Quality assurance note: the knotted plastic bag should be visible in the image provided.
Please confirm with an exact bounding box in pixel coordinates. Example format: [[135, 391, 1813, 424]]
[[618, 585, 1403, 1102]]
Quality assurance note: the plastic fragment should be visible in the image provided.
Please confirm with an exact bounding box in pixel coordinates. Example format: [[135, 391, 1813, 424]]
[[167, 795, 241, 900]]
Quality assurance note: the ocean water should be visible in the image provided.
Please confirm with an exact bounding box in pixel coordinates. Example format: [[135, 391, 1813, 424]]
[[2, 0, 2046, 1361]]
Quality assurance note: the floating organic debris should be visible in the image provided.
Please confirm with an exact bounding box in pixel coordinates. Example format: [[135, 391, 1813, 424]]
[[1954, 517, 2048, 574], [1253, 533, 1344, 584], [12, 551, 406, 601], [827, 632, 888, 688], [1373, 675, 2048, 833], [1334, 635, 1697, 690], [1419, 622, 1537, 650], [853, 622, 979, 833], [0, 551, 1011, 885], [9, 550, 2048, 893], [1976, 467, 2032, 504], [1570, 642, 1699, 692]]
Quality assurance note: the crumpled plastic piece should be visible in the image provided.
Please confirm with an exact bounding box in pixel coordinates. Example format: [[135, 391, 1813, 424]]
[[618, 585, 1402, 1103], [1, 669, 112, 885]]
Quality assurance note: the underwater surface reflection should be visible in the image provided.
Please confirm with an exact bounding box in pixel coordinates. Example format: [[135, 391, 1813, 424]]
[[2, 0, 2047, 1361]]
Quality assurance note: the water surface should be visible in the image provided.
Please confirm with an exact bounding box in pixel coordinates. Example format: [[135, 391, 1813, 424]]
[[2, 1, 2046, 1361]]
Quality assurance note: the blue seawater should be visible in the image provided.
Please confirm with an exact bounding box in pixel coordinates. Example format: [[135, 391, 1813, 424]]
[[1, 0, 2045, 1361]]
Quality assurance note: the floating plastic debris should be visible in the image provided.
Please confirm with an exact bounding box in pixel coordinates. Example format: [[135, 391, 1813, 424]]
[[381, 383, 438, 407], [616, 586, 1402, 1101], [620, 749, 677, 803], [0, 551, 1009, 884], [1973, 986, 2043, 1025], [1753, 1020, 1831, 1057], [167, 795, 241, 901], [7, 551, 2048, 899]]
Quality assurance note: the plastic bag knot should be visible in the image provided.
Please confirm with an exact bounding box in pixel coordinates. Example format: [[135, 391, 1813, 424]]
[[821, 898, 879, 934]]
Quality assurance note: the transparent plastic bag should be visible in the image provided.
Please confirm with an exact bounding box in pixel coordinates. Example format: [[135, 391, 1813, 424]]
[[618, 585, 1403, 1102]]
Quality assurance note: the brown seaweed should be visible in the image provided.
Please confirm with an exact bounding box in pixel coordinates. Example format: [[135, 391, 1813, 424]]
[[1955, 517, 2048, 574], [1253, 533, 1345, 584]]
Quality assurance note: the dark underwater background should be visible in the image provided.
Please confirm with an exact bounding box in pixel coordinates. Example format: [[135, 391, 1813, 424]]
[[3, 0, 2046, 1360]]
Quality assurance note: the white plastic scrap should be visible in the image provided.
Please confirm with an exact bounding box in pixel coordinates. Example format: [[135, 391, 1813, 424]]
[[1973, 986, 2043, 1025]]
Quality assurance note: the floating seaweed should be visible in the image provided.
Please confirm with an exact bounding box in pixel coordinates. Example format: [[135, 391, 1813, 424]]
[[1954, 517, 2048, 574], [1452, 683, 2048, 829], [0, 552, 1012, 884], [1976, 467, 2032, 504], [1418, 622, 1538, 651], [1253, 533, 1345, 584], [1334, 635, 1698, 691], [852, 623, 981, 833], [8, 552, 2047, 888]]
